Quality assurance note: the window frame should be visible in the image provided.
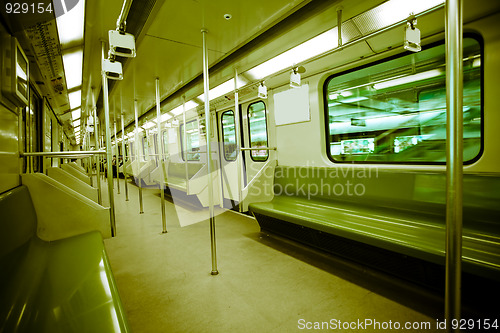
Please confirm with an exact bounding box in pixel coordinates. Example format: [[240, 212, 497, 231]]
[[221, 110, 237, 162], [322, 34, 484, 165], [162, 130, 168, 155], [247, 100, 269, 162], [179, 119, 201, 161]]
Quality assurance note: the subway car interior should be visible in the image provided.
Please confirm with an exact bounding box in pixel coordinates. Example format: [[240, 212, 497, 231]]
[[1, 0, 499, 331]]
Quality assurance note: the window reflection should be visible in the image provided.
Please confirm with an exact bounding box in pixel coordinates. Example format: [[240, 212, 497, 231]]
[[248, 101, 269, 162], [325, 37, 482, 163]]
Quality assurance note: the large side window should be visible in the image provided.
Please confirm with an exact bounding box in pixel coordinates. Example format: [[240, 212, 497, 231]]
[[129, 142, 134, 159], [324, 37, 482, 164], [142, 135, 148, 161], [180, 120, 200, 161], [162, 130, 168, 155], [221, 110, 237, 161], [247, 101, 269, 162]]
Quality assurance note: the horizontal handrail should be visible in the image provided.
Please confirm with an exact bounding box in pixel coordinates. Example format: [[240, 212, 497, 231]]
[[21, 150, 106, 157], [240, 147, 276, 151]]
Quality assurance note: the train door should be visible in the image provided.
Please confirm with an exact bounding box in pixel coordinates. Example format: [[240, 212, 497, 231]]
[[241, 100, 270, 184], [216, 99, 272, 210], [217, 108, 241, 207]]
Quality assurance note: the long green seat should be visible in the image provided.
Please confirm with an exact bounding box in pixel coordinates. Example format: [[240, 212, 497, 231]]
[[0, 185, 130, 332], [166, 162, 204, 190], [249, 166, 500, 281]]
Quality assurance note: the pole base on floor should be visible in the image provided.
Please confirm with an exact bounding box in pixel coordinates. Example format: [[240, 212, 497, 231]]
[[161, 230, 168, 234], [211, 270, 219, 276]]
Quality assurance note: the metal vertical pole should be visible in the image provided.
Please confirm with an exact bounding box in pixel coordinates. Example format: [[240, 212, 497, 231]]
[[135, 99, 144, 214], [114, 109, 120, 194], [202, 29, 218, 275], [183, 96, 189, 194], [445, 0, 463, 328], [121, 106, 129, 201], [155, 78, 167, 233], [234, 69, 242, 212], [86, 124, 93, 186], [337, 7, 343, 48], [101, 41, 116, 236], [93, 92, 102, 205]]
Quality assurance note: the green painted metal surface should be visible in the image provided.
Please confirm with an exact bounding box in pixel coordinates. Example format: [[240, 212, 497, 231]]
[[0, 185, 130, 333], [249, 166, 500, 280]]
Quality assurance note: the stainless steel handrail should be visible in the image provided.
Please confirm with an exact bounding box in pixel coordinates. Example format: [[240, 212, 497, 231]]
[[240, 147, 276, 151], [21, 151, 106, 156]]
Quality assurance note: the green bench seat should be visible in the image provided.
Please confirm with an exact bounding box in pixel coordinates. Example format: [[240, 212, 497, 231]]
[[249, 166, 500, 282], [0, 185, 130, 332], [166, 162, 204, 190]]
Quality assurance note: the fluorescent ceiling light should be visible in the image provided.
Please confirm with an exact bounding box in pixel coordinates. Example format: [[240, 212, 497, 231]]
[[247, 28, 338, 80], [142, 121, 156, 130], [63, 49, 83, 90], [170, 100, 198, 116], [371, 0, 444, 29], [69, 90, 81, 109], [73, 119, 80, 128], [197, 78, 247, 102], [160, 112, 172, 122], [373, 69, 442, 90], [55, 0, 85, 48], [71, 108, 81, 120], [245, 0, 444, 81]]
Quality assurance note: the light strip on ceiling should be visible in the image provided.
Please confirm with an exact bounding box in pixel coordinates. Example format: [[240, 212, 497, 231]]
[[69, 90, 82, 109], [142, 121, 156, 130], [170, 100, 199, 116], [247, 28, 338, 80], [55, 0, 85, 48], [63, 49, 83, 90], [72, 107, 81, 120], [197, 78, 247, 102], [245, 0, 444, 81]]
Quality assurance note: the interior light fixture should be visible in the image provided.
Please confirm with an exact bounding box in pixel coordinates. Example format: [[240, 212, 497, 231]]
[[160, 112, 172, 122], [71, 107, 81, 120], [170, 100, 198, 116], [368, 0, 444, 30], [247, 29, 337, 80], [69, 90, 81, 109], [373, 69, 442, 90], [55, 0, 85, 48], [73, 119, 81, 128], [62, 49, 83, 90], [245, 0, 443, 81], [197, 78, 247, 102], [142, 121, 156, 130]]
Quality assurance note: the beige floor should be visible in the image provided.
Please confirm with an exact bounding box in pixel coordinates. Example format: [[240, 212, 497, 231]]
[[101, 177, 443, 333]]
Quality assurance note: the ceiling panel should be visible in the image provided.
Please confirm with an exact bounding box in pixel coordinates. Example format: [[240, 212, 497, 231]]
[[82, 0, 313, 128]]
